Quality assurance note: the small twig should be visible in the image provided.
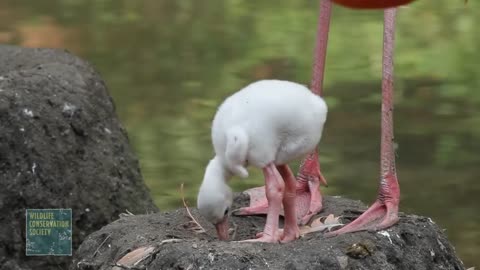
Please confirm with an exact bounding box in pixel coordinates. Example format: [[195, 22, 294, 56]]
[[160, 238, 183, 245], [119, 209, 135, 218], [93, 234, 111, 257], [180, 183, 206, 233], [230, 220, 238, 240], [165, 233, 184, 239]]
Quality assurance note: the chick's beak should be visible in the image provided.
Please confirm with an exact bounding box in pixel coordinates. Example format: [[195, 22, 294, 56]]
[[215, 217, 229, 240]]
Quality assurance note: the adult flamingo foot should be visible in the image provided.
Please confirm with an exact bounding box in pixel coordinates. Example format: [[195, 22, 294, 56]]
[[326, 174, 400, 236], [298, 153, 328, 225]]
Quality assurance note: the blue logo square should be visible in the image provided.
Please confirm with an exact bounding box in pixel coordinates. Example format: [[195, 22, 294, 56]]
[[25, 209, 72, 256]]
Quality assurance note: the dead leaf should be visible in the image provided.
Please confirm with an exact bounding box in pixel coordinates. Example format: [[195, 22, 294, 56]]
[[299, 214, 343, 236], [310, 217, 323, 227], [324, 214, 340, 225], [113, 245, 155, 269]]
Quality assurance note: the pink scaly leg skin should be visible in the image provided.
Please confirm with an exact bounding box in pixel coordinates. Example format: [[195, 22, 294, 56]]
[[277, 165, 300, 242], [326, 8, 400, 237], [297, 152, 327, 225], [241, 164, 285, 243], [253, 165, 300, 242], [254, 165, 301, 242], [325, 174, 400, 236], [234, 153, 325, 225]]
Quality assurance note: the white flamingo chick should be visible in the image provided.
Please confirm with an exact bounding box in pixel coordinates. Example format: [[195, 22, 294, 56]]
[[197, 80, 328, 242]]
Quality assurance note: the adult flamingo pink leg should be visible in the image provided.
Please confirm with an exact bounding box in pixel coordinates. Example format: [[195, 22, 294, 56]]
[[326, 8, 400, 236], [234, 0, 332, 226]]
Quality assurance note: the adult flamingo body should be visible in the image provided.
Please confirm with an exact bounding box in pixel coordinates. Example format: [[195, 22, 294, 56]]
[[332, 0, 415, 9]]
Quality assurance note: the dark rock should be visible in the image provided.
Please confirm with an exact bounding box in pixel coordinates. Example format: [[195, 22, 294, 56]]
[[0, 45, 158, 270], [72, 194, 465, 270]]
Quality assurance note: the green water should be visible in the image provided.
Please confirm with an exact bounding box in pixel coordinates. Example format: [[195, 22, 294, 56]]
[[2, 0, 479, 267]]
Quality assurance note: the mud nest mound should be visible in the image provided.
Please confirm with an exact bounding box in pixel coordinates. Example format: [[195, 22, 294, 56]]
[[73, 194, 465, 270]]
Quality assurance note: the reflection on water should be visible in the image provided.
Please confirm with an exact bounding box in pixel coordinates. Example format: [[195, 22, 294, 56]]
[[2, 0, 479, 266]]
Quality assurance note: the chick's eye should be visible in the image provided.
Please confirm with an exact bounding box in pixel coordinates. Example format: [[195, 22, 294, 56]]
[[224, 208, 229, 216]]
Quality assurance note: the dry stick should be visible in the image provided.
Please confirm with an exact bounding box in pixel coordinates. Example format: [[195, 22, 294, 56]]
[[119, 209, 135, 218], [180, 183, 206, 233], [93, 234, 111, 257], [160, 238, 183, 244], [230, 220, 238, 240]]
